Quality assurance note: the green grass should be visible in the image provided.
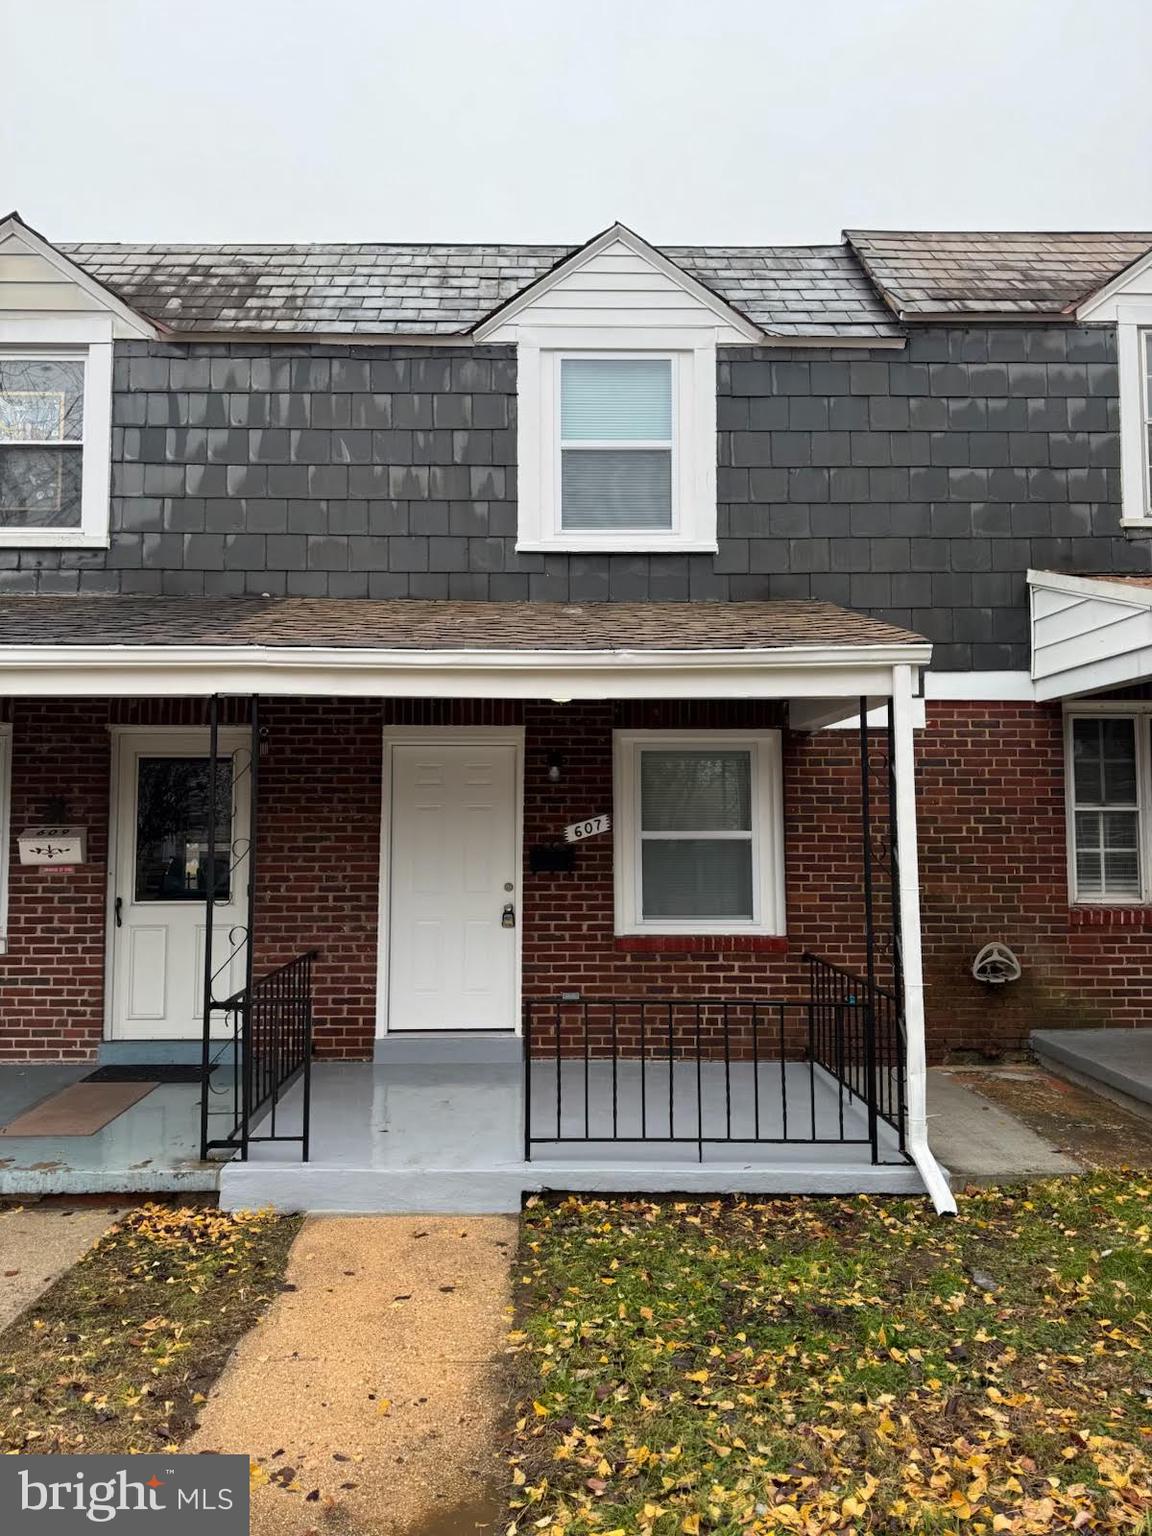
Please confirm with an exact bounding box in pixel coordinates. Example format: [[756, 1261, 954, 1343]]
[[508, 1178, 1152, 1535], [0, 1203, 301, 1454]]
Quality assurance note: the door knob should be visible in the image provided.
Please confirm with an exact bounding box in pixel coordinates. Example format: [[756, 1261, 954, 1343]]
[[501, 902, 516, 929]]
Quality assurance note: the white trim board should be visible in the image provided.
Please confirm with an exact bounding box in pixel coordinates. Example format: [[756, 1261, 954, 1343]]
[[375, 726, 524, 1039], [0, 642, 933, 700], [1029, 568, 1152, 700]]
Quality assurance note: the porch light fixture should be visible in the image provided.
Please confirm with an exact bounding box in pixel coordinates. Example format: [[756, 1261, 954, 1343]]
[[550, 696, 572, 704], [547, 752, 563, 783]]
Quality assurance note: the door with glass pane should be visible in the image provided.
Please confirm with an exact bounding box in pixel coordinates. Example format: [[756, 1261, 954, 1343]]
[[109, 731, 250, 1039]]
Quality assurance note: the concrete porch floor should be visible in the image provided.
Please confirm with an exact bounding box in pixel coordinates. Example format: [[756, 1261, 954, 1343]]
[[0, 1065, 217, 1196], [219, 1060, 925, 1213]]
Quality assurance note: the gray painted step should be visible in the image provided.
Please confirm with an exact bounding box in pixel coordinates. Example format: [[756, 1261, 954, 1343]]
[[1031, 1028, 1152, 1112], [98, 1039, 237, 1068], [373, 1033, 522, 1065]]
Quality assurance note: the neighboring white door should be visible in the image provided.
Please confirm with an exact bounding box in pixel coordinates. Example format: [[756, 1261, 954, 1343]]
[[109, 730, 251, 1040], [387, 739, 520, 1031]]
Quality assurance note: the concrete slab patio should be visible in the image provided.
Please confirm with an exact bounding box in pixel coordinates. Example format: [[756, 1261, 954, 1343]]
[[926, 1069, 1082, 1184]]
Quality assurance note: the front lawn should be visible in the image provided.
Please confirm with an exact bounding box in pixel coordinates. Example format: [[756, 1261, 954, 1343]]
[[508, 1178, 1152, 1535], [0, 1203, 300, 1453]]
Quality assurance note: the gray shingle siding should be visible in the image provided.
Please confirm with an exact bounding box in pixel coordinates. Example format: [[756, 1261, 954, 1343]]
[[2, 327, 1141, 669]]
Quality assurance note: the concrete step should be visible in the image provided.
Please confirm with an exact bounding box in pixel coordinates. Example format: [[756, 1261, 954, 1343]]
[[218, 1158, 928, 1214], [372, 1033, 522, 1065], [1031, 1028, 1152, 1122]]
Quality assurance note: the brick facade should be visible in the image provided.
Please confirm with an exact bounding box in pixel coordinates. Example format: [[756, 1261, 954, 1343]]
[[6, 694, 1134, 1065]]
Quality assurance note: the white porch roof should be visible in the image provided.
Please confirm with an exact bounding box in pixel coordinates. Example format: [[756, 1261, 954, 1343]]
[[1029, 569, 1152, 700], [0, 595, 930, 700]]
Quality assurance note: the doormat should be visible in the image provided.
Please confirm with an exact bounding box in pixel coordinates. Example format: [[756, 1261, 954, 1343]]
[[0, 1081, 156, 1137], [84, 1064, 215, 1085]]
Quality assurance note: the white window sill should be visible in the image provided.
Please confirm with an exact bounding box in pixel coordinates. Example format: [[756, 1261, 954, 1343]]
[[615, 925, 785, 937], [0, 532, 110, 549], [1120, 519, 1152, 531], [516, 538, 719, 555]]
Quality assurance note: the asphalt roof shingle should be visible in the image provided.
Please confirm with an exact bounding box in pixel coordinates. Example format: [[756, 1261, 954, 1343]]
[[58, 240, 901, 338], [0, 596, 927, 652], [845, 230, 1152, 317]]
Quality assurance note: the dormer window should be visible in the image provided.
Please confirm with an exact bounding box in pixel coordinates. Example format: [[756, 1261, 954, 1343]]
[[515, 339, 718, 553], [0, 355, 86, 530], [559, 357, 674, 533], [0, 341, 112, 547]]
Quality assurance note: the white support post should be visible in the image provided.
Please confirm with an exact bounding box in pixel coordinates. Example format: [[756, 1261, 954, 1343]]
[[892, 663, 956, 1215]]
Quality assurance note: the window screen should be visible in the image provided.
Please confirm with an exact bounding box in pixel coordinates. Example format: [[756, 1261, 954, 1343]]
[[560, 357, 673, 531], [1071, 717, 1140, 899], [638, 749, 754, 919]]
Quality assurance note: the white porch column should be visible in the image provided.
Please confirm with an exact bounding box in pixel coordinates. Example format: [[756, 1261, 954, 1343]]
[[892, 662, 956, 1215]]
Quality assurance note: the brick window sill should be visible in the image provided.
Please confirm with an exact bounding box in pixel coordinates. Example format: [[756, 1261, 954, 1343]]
[[613, 934, 790, 954], [1068, 906, 1152, 928]]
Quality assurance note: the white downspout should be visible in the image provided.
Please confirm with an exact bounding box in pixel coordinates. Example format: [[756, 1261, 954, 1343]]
[[892, 662, 956, 1215]]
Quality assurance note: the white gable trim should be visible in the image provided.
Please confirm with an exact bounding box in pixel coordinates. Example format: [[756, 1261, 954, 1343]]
[[1075, 244, 1152, 321], [1029, 568, 1152, 699], [472, 223, 765, 343], [0, 215, 156, 339]]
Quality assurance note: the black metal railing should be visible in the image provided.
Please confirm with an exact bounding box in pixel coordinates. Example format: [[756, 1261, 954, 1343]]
[[523, 960, 907, 1165], [201, 949, 317, 1161], [804, 952, 906, 1159]]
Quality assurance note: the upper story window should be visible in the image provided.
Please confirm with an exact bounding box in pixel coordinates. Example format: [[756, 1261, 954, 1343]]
[[0, 356, 86, 531], [515, 340, 718, 554], [1141, 330, 1152, 519], [0, 343, 112, 548], [560, 357, 674, 533]]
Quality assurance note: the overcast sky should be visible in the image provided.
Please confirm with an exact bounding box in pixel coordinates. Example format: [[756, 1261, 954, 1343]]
[[3, 0, 1150, 247]]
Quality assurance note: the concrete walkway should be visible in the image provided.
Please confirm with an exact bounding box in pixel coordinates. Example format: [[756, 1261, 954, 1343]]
[[1032, 1028, 1152, 1112], [0, 1202, 122, 1331], [926, 1069, 1082, 1184], [185, 1214, 517, 1536]]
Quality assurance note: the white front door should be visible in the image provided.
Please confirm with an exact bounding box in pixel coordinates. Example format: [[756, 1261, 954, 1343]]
[[387, 738, 520, 1031], [109, 730, 251, 1040]]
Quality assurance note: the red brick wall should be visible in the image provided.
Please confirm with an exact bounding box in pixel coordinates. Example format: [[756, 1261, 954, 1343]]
[[917, 700, 1152, 1057], [0, 702, 110, 1060], [1, 694, 1147, 1064]]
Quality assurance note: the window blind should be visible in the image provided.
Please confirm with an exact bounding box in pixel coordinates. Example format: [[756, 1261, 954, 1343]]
[[560, 358, 673, 532]]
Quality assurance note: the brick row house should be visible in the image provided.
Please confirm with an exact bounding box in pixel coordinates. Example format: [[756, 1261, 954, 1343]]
[[1, 212, 1152, 1211]]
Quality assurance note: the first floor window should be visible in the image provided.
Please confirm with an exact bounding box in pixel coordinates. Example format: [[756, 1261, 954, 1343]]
[[614, 731, 784, 934], [1068, 713, 1145, 901]]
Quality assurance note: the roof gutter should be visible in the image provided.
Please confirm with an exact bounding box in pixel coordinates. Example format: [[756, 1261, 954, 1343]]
[[0, 639, 932, 701]]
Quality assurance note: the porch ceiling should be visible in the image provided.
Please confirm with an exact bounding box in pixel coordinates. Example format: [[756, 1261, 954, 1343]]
[[0, 595, 930, 699]]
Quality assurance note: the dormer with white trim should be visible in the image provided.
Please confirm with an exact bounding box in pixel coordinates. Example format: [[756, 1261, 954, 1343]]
[[0, 211, 155, 548], [1077, 244, 1152, 530], [475, 224, 765, 555]]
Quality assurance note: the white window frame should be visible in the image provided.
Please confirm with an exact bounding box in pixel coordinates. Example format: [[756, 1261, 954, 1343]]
[[0, 317, 113, 548], [613, 729, 785, 936], [1115, 307, 1152, 528], [0, 723, 11, 954], [516, 328, 718, 553], [1064, 703, 1152, 904]]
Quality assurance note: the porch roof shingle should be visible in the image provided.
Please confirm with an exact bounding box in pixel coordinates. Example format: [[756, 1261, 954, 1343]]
[[0, 596, 926, 652]]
